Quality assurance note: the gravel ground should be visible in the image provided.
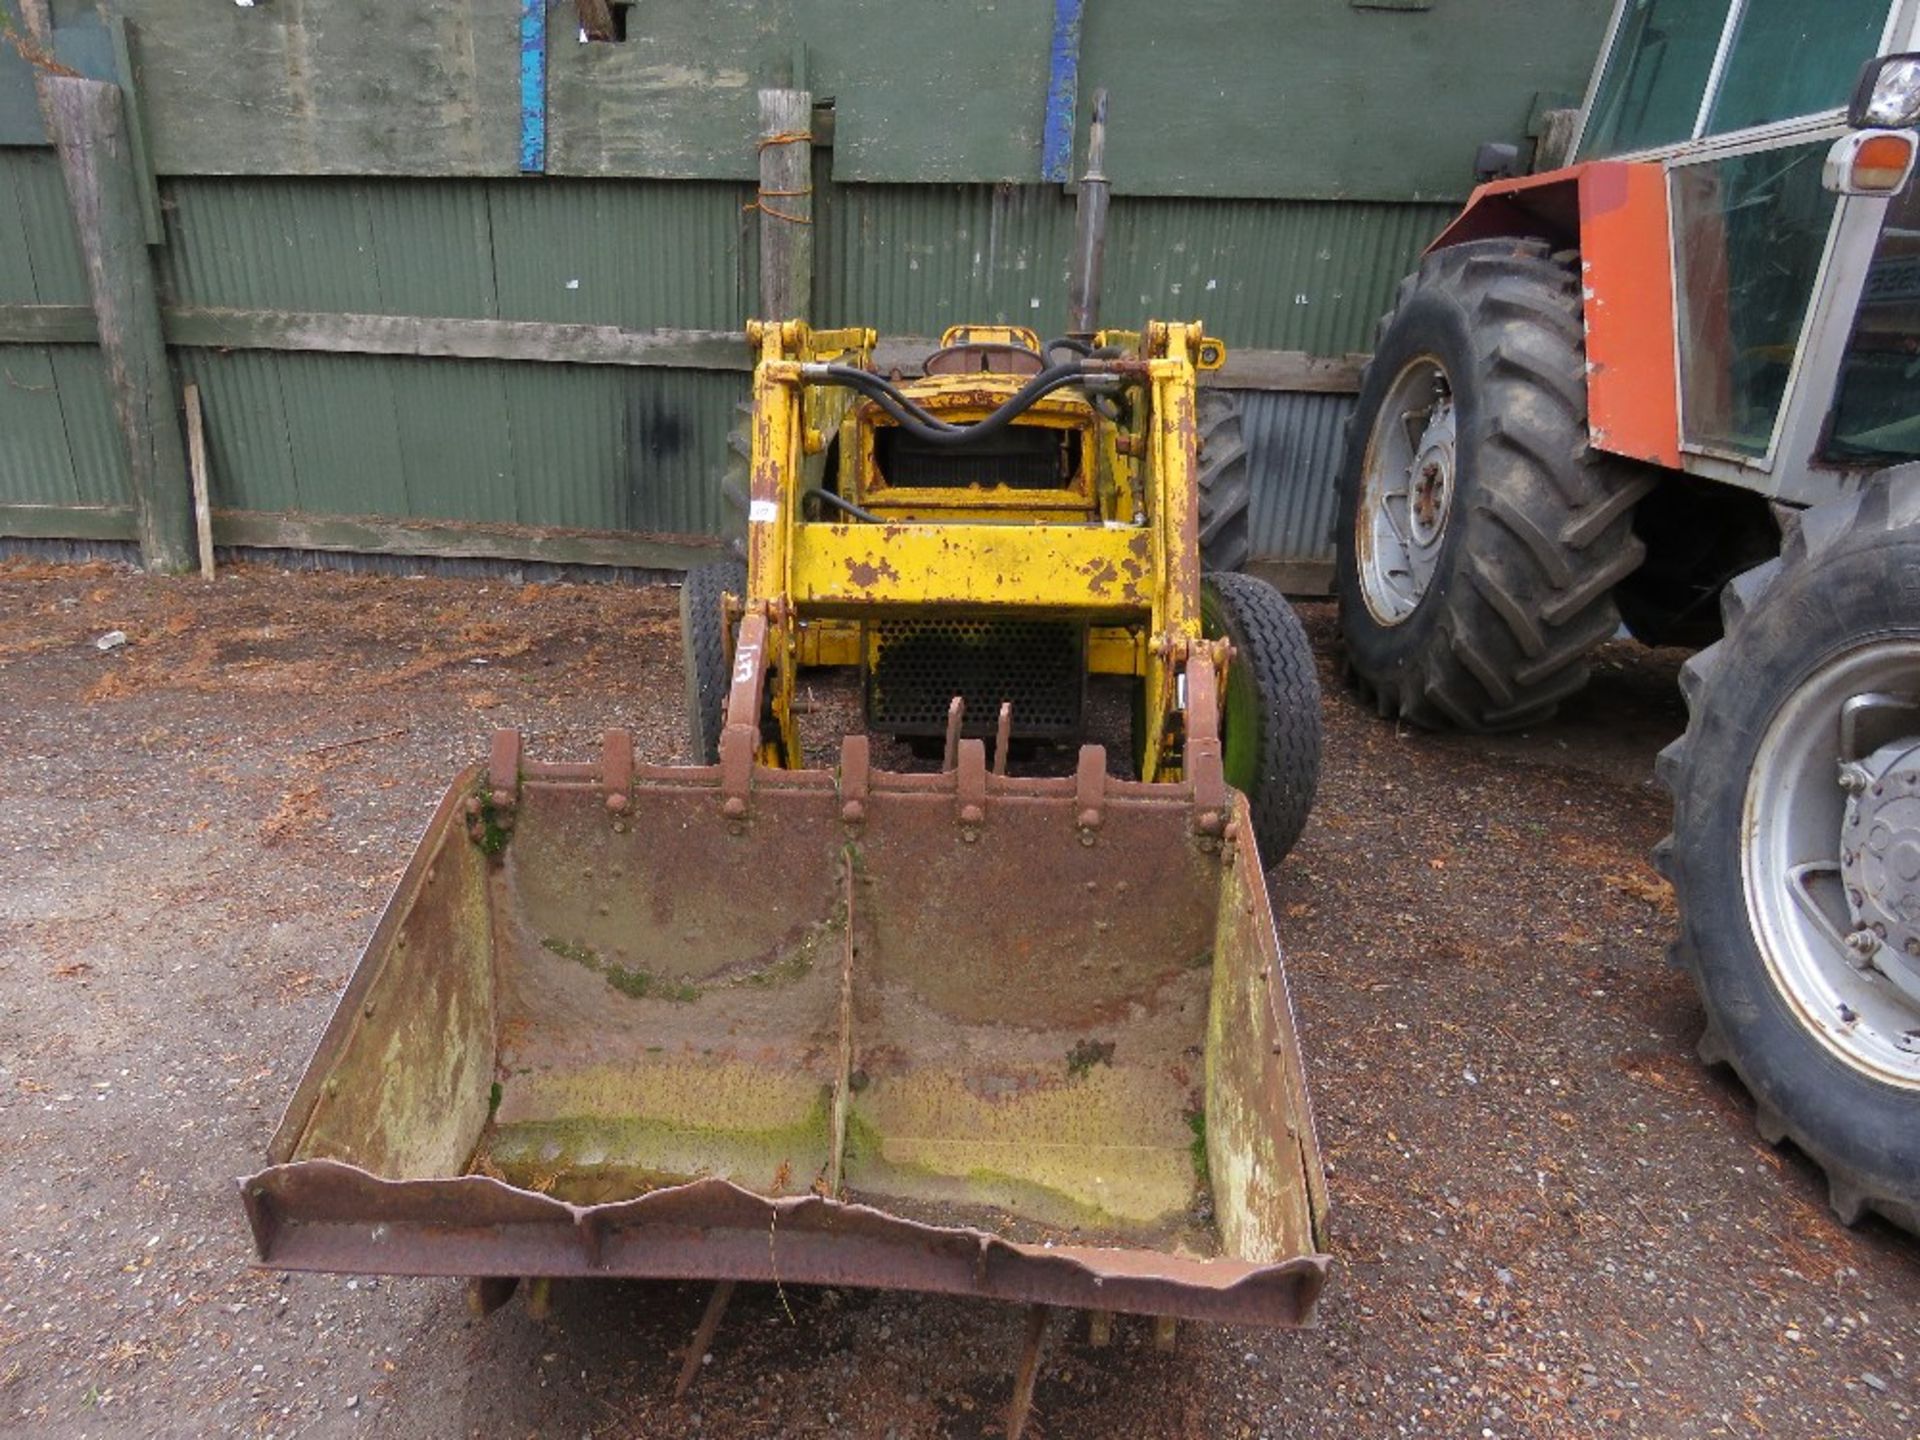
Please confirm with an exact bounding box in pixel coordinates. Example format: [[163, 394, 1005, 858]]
[[0, 559, 1913, 1440]]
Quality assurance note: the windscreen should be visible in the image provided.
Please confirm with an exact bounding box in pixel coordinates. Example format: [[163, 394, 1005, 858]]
[[1825, 179, 1920, 466]]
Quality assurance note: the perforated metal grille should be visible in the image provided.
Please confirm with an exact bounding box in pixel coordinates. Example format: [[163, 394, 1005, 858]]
[[866, 619, 1085, 738]]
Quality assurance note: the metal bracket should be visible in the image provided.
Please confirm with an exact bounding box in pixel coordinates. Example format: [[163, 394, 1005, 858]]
[[719, 612, 773, 821], [1074, 744, 1107, 840], [601, 728, 633, 816], [956, 739, 989, 831], [839, 734, 870, 826], [488, 729, 522, 812], [1184, 652, 1227, 836]]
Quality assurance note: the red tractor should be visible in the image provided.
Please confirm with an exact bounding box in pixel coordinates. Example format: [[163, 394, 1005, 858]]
[[1334, 1, 1920, 1234]]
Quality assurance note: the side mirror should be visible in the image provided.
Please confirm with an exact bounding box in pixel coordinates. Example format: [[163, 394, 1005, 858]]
[[1847, 52, 1920, 129]]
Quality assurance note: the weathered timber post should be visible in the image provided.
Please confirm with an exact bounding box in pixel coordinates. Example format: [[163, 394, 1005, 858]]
[[46, 77, 194, 573], [756, 89, 813, 323]]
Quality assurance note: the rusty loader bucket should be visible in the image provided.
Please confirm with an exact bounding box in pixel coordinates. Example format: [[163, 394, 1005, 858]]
[[244, 728, 1329, 1334]]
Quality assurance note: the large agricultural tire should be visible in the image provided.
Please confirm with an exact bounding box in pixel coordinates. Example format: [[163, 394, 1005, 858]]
[[1197, 388, 1253, 573], [1203, 572, 1322, 865], [1333, 238, 1653, 731], [1656, 469, 1920, 1238], [680, 558, 745, 764]]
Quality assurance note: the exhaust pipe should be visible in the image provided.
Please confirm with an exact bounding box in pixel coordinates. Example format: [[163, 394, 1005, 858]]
[[1067, 88, 1109, 338]]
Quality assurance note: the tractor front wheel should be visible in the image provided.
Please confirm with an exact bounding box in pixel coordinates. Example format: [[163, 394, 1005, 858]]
[[1203, 572, 1322, 865], [680, 558, 745, 764]]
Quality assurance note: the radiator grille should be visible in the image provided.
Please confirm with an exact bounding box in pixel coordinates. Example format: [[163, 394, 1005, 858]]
[[866, 619, 1084, 738]]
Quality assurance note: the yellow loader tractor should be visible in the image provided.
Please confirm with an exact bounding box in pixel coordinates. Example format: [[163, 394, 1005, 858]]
[[680, 319, 1321, 865], [240, 309, 1330, 1433]]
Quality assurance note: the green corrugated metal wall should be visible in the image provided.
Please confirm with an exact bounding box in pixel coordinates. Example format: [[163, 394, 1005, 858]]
[[815, 184, 1455, 354], [1, 156, 1451, 550], [0, 0, 1608, 565], [0, 146, 130, 511], [157, 177, 760, 538]]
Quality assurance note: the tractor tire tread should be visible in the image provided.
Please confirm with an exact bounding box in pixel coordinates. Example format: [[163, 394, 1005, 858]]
[[1335, 240, 1648, 731], [680, 558, 746, 764], [1204, 571, 1322, 863]]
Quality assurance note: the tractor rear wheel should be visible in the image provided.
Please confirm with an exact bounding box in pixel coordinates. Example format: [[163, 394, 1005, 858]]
[[1657, 470, 1920, 1237], [1334, 239, 1651, 730], [680, 558, 745, 764], [1197, 388, 1253, 573], [1203, 572, 1322, 865]]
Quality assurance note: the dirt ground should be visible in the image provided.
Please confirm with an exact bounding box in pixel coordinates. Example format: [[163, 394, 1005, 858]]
[[0, 559, 1914, 1440]]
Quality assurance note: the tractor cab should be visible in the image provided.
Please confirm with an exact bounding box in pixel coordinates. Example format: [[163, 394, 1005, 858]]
[[1568, 0, 1920, 498]]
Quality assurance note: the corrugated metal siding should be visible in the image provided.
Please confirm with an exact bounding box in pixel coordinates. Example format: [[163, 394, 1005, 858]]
[[0, 149, 130, 510], [1111, 199, 1453, 356], [0, 148, 89, 304], [5, 166, 1432, 564], [158, 177, 757, 327], [150, 177, 755, 537], [816, 183, 1076, 335], [174, 348, 745, 536], [1240, 390, 1357, 566], [815, 184, 1449, 355]]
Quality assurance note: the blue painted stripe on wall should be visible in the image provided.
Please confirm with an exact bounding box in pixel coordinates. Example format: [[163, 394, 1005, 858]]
[[518, 0, 546, 174], [1039, 0, 1084, 183]]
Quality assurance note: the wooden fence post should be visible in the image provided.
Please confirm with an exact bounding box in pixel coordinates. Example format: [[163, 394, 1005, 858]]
[[46, 76, 194, 573], [756, 90, 813, 323]]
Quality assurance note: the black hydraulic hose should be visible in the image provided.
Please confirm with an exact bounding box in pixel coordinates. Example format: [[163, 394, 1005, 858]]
[[803, 487, 884, 524], [799, 360, 1136, 448]]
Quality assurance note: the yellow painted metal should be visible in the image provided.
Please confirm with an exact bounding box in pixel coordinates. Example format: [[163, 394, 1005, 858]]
[[797, 619, 862, 668], [790, 522, 1158, 614], [1087, 626, 1146, 677], [935, 323, 1044, 351], [738, 317, 1213, 774]]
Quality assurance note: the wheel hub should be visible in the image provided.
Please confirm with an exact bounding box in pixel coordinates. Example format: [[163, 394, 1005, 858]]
[[1744, 655, 1920, 1088], [1410, 437, 1454, 545], [1839, 741, 1920, 1007]]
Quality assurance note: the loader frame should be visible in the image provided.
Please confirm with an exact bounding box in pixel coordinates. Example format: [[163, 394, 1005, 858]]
[[715, 319, 1232, 811]]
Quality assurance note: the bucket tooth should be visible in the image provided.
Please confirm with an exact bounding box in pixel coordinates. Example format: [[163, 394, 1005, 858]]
[[943, 694, 966, 771]]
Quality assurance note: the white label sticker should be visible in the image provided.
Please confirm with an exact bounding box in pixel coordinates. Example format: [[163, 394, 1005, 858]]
[[749, 499, 779, 524]]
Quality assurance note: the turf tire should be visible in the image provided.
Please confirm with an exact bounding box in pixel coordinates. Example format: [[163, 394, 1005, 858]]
[[680, 558, 746, 764], [1203, 571, 1322, 865]]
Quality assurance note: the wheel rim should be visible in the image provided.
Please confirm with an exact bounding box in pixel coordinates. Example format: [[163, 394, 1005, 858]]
[[1355, 357, 1456, 626], [1744, 639, 1920, 1090]]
